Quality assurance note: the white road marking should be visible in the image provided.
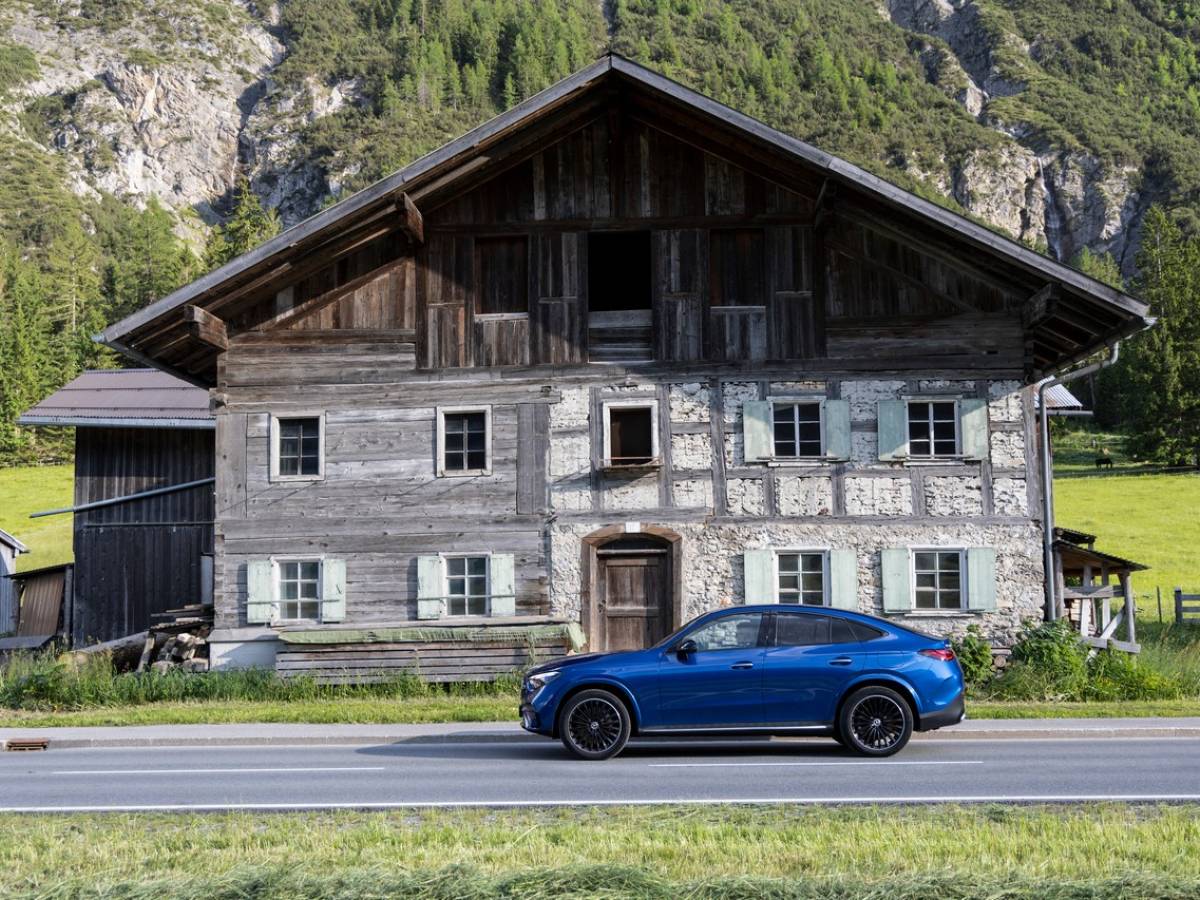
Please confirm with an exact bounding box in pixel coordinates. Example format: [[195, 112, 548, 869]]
[[50, 766, 388, 776], [4, 794, 1200, 813], [647, 760, 984, 768]]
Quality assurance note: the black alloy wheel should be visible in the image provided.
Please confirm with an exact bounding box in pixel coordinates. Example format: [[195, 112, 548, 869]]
[[559, 689, 631, 760], [839, 685, 914, 757]]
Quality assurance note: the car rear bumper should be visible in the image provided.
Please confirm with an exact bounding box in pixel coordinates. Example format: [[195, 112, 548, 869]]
[[917, 690, 965, 731]]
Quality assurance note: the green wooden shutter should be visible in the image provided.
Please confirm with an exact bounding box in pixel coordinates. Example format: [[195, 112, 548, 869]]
[[877, 401, 909, 461], [743, 400, 773, 462], [881, 548, 912, 613], [960, 399, 989, 461], [416, 555, 443, 620], [966, 547, 998, 611], [246, 560, 274, 624], [823, 400, 851, 461], [828, 549, 858, 610], [489, 553, 516, 617], [743, 549, 777, 603], [321, 558, 347, 623]]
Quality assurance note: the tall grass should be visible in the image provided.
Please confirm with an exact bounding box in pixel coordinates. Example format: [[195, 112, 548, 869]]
[[0, 651, 519, 711]]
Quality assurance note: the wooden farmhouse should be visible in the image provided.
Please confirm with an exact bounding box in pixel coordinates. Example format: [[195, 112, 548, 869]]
[[89, 55, 1150, 676]]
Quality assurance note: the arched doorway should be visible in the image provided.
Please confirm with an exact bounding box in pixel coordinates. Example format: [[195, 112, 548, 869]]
[[581, 526, 682, 652]]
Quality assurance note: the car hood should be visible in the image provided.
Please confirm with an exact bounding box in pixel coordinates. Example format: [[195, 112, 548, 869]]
[[526, 649, 644, 676]]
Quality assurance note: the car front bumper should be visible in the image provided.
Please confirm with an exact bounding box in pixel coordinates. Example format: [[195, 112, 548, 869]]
[[917, 690, 966, 731]]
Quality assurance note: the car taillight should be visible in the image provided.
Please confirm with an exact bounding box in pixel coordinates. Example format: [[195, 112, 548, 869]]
[[920, 648, 956, 661]]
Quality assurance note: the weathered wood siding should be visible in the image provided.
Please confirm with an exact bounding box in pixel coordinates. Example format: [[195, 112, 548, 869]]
[[72, 427, 214, 645]]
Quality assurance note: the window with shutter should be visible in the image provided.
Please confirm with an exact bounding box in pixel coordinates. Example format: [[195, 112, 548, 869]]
[[742, 400, 773, 463], [966, 547, 998, 611], [828, 549, 858, 610], [877, 401, 909, 462], [881, 548, 912, 612], [416, 555, 443, 620], [823, 399, 851, 461], [246, 560, 274, 624]]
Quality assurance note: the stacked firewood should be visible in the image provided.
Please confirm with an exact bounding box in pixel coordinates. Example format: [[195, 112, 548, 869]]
[[134, 604, 214, 674]]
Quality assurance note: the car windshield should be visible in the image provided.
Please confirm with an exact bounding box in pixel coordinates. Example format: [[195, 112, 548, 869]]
[[652, 612, 708, 648]]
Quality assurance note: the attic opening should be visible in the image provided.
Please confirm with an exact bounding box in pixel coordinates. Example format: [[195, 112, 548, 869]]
[[588, 231, 652, 312], [602, 400, 658, 468], [587, 231, 654, 363]]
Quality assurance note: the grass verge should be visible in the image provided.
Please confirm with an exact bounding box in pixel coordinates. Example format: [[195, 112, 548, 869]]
[[1, 805, 1198, 898], [0, 695, 518, 727]]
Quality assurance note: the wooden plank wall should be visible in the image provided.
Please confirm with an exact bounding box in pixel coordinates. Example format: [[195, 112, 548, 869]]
[[72, 427, 215, 645]]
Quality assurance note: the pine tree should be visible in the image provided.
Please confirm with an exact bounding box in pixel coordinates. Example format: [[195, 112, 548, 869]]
[[106, 198, 197, 323], [203, 178, 281, 272], [1116, 208, 1200, 465], [0, 246, 53, 460]]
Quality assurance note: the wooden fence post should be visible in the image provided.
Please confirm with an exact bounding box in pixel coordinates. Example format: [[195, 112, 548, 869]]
[[1178, 588, 1184, 626]]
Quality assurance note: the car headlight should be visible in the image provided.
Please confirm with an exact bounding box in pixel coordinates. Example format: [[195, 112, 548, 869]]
[[526, 670, 560, 692]]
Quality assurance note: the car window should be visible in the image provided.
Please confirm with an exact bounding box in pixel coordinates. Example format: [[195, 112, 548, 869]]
[[774, 613, 832, 647], [849, 621, 885, 642], [686, 613, 764, 651], [830, 617, 860, 644]]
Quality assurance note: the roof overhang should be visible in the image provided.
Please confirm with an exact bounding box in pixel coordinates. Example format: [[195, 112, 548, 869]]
[[100, 54, 1153, 386], [18, 369, 213, 430]]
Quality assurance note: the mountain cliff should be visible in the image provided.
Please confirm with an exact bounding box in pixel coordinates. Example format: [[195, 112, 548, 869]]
[[4, 0, 1200, 280]]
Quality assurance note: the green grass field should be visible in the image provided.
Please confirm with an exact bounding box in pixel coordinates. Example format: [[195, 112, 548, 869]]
[[1055, 470, 1200, 614], [0, 805, 1197, 899], [0, 464, 73, 572]]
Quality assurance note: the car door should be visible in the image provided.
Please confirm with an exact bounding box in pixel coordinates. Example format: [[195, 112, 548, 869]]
[[656, 612, 766, 729], [761, 612, 865, 725]]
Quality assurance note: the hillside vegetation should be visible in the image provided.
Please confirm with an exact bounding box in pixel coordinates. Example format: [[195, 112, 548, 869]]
[[4, 0, 1200, 466]]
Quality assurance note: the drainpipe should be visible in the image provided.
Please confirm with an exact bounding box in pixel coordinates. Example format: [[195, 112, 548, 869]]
[[1039, 343, 1121, 621]]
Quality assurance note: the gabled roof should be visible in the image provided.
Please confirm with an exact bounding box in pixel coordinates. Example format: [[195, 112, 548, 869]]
[[100, 54, 1152, 385], [0, 528, 27, 554], [18, 368, 212, 429]]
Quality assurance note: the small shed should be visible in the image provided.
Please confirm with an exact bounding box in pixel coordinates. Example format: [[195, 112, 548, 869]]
[[19, 369, 215, 646], [1053, 528, 1146, 653], [0, 528, 29, 634]]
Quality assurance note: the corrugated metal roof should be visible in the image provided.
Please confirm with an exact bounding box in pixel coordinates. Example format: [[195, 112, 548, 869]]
[[18, 369, 212, 429], [1034, 381, 1086, 411]]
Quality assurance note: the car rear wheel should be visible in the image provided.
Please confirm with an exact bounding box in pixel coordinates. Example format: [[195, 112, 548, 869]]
[[839, 686, 913, 757], [559, 689, 631, 760]]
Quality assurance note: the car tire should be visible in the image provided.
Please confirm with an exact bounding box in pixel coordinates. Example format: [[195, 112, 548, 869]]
[[559, 689, 631, 760], [838, 686, 913, 757]]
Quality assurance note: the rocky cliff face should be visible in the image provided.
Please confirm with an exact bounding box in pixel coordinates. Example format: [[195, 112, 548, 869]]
[[882, 0, 1147, 274], [0, 0, 1156, 271]]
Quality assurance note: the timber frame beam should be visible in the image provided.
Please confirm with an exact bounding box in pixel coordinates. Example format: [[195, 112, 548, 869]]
[[182, 305, 228, 351]]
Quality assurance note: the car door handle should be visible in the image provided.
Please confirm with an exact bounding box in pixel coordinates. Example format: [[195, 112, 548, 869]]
[[829, 657, 854, 666], [730, 662, 755, 670]]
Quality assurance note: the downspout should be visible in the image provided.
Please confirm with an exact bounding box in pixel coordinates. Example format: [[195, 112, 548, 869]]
[[1039, 343, 1121, 621]]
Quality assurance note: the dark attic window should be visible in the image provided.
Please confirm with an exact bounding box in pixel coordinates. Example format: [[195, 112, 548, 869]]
[[588, 231, 652, 312]]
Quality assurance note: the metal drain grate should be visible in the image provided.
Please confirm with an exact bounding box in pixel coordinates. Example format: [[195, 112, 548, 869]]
[[4, 738, 49, 752]]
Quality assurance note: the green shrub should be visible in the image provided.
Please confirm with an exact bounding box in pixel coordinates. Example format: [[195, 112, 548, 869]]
[[984, 619, 1189, 702], [951, 624, 994, 690]]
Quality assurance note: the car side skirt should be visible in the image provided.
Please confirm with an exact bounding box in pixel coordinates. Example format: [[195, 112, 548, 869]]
[[638, 724, 833, 735]]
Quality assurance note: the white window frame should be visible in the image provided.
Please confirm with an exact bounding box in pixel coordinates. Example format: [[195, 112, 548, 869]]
[[774, 548, 830, 606], [601, 398, 660, 468], [271, 555, 325, 624], [910, 547, 966, 612], [441, 552, 492, 617], [769, 398, 825, 461], [269, 412, 325, 482], [904, 398, 961, 461], [436, 405, 493, 477]]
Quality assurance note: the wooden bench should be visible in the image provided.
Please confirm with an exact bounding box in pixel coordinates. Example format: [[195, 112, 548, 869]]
[[1176, 589, 1200, 626]]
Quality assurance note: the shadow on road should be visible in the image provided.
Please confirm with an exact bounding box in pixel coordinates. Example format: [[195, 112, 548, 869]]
[[354, 736, 857, 762]]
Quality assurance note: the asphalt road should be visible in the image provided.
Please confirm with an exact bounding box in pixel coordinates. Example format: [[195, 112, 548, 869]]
[[1, 734, 1199, 811]]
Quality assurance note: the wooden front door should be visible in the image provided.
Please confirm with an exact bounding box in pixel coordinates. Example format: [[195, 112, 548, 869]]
[[597, 551, 672, 652]]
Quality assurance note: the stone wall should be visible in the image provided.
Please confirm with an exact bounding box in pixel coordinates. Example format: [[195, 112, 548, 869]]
[[550, 520, 1043, 647]]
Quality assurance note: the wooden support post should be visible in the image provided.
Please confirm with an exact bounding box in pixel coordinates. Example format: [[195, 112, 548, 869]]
[[183, 305, 229, 351], [1121, 573, 1136, 647], [1178, 587, 1185, 626], [400, 192, 424, 244]]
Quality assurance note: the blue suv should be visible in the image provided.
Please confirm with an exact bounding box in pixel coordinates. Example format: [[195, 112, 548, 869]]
[[520, 605, 965, 759]]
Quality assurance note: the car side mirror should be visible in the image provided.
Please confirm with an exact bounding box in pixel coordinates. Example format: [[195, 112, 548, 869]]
[[675, 638, 697, 657]]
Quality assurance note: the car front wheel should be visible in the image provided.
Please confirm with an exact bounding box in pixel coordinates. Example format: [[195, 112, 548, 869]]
[[839, 686, 913, 757], [559, 689, 631, 760]]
